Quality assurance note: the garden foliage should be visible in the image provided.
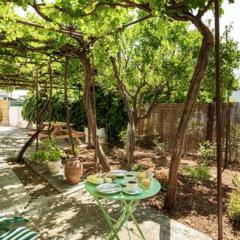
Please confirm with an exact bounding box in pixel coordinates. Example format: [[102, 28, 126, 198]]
[[183, 165, 211, 182], [228, 191, 240, 225], [22, 88, 127, 140]]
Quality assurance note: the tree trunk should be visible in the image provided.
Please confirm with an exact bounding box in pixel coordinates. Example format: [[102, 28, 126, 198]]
[[17, 100, 49, 162], [165, 23, 214, 210], [64, 56, 75, 155], [126, 122, 135, 170], [48, 58, 53, 138], [79, 51, 110, 171], [110, 57, 136, 169], [206, 102, 214, 142]]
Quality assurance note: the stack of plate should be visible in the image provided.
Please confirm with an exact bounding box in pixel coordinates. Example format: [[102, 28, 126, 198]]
[[96, 183, 122, 194], [110, 170, 128, 177]]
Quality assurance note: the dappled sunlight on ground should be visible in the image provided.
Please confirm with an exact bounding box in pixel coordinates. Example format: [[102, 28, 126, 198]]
[[0, 126, 238, 239]]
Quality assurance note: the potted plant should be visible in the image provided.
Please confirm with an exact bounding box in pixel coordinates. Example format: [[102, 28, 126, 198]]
[[43, 139, 62, 174], [47, 148, 62, 174], [31, 150, 48, 164]]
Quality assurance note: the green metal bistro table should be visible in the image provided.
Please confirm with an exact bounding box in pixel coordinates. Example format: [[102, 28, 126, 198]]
[[85, 176, 161, 240]]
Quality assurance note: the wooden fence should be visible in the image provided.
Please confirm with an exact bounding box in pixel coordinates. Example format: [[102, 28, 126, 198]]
[[137, 103, 240, 162]]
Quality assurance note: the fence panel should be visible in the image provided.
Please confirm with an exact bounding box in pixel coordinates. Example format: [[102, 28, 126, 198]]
[[137, 102, 240, 162]]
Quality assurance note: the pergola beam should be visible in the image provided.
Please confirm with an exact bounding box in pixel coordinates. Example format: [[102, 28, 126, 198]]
[[0, 82, 78, 90]]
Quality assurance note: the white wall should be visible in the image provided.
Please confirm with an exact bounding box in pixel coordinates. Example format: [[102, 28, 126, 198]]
[[9, 106, 28, 128]]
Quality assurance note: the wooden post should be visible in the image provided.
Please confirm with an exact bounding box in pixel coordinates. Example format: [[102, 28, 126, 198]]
[[92, 80, 99, 170], [48, 58, 53, 138], [64, 56, 75, 156], [224, 101, 231, 169], [206, 102, 214, 142], [214, 0, 223, 239], [35, 68, 39, 151]]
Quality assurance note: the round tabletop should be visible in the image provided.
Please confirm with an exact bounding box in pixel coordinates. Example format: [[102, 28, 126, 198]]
[[85, 177, 161, 201]]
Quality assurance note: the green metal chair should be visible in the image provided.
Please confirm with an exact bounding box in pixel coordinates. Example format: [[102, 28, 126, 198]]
[[0, 215, 38, 240]]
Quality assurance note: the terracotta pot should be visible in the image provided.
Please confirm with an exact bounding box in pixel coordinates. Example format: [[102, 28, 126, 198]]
[[64, 157, 83, 185], [48, 161, 61, 174]]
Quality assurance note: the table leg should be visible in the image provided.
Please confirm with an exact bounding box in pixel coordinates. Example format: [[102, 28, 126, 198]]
[[94, 198, 147, 240], [71, 129, 82, 144], [122, 200, 147, 240], [106, 201, 136, 240], [50, 126, 58, 137], [129, 212, 147, 240], [126, 221, 131, 240], [94, 197, 120, 240]]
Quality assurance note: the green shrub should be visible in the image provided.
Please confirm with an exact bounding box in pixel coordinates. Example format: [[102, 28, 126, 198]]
[[199, 140, 216, 166], [228, 191, 240, 225], [132, 164, 144, 172], [31, 150, 48, 164], [153, 137, 167, 155], [43, 139, 62, 162], [230, 124, 240, 154], [32, 139, 63, 163], [118, 129, 127, 145], [183, 165, 211, 182], [22, 88, 127, 141]]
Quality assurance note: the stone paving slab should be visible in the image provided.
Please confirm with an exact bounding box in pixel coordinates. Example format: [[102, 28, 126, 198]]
[[0, 167, 31, 213], [0, 127, 29, 159], [0, 127, 31, 213]]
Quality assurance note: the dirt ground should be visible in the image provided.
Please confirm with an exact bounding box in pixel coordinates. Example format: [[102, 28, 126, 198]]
[[80, 146, 240, 240]]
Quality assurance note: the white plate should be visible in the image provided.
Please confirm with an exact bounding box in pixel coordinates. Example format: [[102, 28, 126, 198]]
[[122, 187, 143, 195], [96, 183, 122, 194], [110, 170, 128, 177]]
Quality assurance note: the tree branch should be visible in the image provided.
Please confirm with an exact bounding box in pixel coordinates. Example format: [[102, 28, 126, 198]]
[[132, 79, 146, 120], [112, 14, 151, 34], [122, 0, 151, 13], [136, 86, 160, 123], [110, 56, 134, 124], [96, 2, 134, 9], [0, 40, 53, 53], [32, 2, 53, 22], [0, 16, 83, 38], [197, 0, 214, 18]]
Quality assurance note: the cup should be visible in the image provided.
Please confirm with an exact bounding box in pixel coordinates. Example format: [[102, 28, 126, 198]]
[[126, 180, 138, 192], [146, 170, 154, 179], [137, 172, 147, 181], [141, 175, 152, 189], [124, 173, 136, 184]]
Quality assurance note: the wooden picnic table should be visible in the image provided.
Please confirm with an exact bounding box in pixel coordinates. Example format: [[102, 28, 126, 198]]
[[29, 121, 84, 144]]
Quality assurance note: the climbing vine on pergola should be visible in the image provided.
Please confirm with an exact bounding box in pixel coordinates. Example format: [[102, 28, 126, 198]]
[[0, 3, 233, 238]]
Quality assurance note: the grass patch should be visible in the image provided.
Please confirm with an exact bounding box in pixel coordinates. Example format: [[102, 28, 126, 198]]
[[228, 191, 240, 227], [183, 165, 211, 182]]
